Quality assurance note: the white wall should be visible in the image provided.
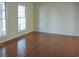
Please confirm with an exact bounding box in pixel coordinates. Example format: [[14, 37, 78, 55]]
[[1, 2, 79, 43], [34, 2, 79, 36], [0, 2, 34, 43], [74, 3, 79, 36]]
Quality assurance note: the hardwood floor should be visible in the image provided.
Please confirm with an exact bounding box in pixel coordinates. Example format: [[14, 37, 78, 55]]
[[0, 31, 79, 57]]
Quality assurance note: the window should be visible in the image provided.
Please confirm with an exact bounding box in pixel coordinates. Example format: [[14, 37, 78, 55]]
[[0, 2, 6, 37], [18, 5, 26, 31]]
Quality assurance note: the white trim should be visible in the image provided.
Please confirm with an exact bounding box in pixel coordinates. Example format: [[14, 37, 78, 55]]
[[35, 30, 79, 37], [0, 30, 33, 44], [0, 30, 79, 44]]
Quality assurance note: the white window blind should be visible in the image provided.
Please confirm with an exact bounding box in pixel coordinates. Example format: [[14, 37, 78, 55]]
[[0, 2, 6, 37], [18, 5, 26, 31]]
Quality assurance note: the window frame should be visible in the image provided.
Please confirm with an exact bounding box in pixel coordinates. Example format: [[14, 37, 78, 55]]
[[0, 2, 6, 37], [18, 4, 26, 32]]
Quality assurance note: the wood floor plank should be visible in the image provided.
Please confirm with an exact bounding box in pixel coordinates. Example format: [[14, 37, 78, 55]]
[[0, 31, 79, 57]]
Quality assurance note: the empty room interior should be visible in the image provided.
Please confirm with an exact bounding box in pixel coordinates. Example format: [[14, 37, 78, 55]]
[[0, 2, 79, 57]]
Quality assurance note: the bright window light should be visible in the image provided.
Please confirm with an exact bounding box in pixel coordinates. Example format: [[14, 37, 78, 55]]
[[0, 2, 6, 37], [18, 5, 26, 31]]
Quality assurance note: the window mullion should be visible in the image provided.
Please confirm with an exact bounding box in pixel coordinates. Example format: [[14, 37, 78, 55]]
[[18, 5, 26, 31], [0, 2, 6, 37]]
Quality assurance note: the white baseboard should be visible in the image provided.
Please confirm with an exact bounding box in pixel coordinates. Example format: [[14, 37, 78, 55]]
[[35, 30, 79, 37], [0, 31, 33, 44], [0, 30, 79, 44]]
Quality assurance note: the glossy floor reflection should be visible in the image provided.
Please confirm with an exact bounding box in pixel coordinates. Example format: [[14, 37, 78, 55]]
[[0, 31, 79, 57], [18, 39, 26, 57], [0, 48, 6, 57]]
